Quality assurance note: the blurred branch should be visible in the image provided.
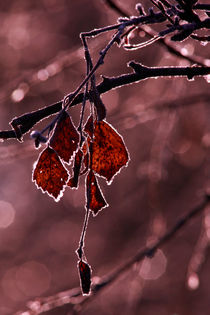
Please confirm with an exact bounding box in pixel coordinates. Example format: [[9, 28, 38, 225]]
[[1, 65, 209, 140], [16, 194, 210, 315], [150, 92, 210, 111], [102, 0, 129, 17], [186, 208, 210, 289], [0, 37, 106, 106], [0, 46, 83, 105]]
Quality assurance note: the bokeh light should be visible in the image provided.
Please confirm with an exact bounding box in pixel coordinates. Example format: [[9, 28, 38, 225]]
[[0, 200, 15, 228], [139, 249, 167, 280], [15, 261, 51, 296], [187, 273, 200, 290], [1, 267, 25, 302], [11, 88, 25, 102]]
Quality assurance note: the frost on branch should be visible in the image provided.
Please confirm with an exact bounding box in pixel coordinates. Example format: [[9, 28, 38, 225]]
[[32, 147, 69, 201]]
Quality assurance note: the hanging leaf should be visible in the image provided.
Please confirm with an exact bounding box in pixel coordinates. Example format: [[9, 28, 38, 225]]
[[85, 116, 129, 183], [67, 149, 83, 189], [50, 111, 79, 163], [86, 170, 108, 215], [78, 260, 92, 295], [33, 147, 69, 201]]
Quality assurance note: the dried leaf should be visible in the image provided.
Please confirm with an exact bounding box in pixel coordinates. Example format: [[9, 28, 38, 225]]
[[50, 111, 79, 163], [67, 149, 83, 189], [86, 170, 108, 215], [33, 147, 69, 201], [78, 260, 91, 295], [85, 117, 129, 183]]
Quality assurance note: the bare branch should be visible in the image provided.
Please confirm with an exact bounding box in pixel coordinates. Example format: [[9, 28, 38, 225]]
[[1, 65, 209, 141], [103, 0, 210, 66], [193, 4, 210, 11]]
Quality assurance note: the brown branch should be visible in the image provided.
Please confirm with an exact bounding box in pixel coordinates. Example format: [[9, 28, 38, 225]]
[[16, 194, 210, 315], [1, 65, 209, 141]]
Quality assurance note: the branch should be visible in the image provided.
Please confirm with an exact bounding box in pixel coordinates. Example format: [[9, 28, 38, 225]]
[[1, 65, 209, 140], [103, 0, 210, 66], [128, 62, 210, 78], [1, 1, 209, 107], [16, 194, 210, 315], [194, 4, 210, 11]]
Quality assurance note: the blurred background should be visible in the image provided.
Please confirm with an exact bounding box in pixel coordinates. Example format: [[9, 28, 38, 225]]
[[0, 0, 209, 314]]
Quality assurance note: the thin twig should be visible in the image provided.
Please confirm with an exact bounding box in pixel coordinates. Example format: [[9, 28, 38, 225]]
[[150, 0, 174, 24], [76, 36, 92, 261], [103, 0, 209, 66], [37, 25, 125, 138]]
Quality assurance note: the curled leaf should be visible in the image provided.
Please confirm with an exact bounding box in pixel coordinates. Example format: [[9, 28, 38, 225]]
[[85, 117, 129, 183], [50, 111, 79, 163], [67, 149, 83, 189], [86, 170, 108, 215], [78, 260, 92, 295], [32, 147, 69, 201]]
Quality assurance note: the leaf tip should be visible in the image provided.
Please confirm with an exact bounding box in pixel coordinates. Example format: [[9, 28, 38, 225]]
[[78, 260, 92, 295]]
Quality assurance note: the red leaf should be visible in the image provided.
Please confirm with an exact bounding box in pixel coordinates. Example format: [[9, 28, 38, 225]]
[[67, 149, 83, 189], [50, 111, 79, 163], [85, 117, 129, 183], [78, 260, 91, 295], [86, 170, 108, 215], [32, 147, 69, 201]]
